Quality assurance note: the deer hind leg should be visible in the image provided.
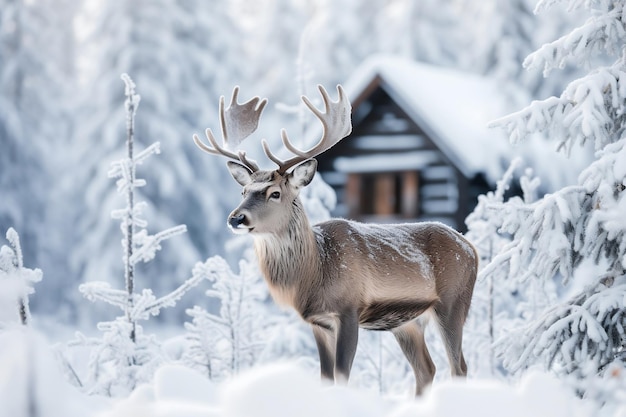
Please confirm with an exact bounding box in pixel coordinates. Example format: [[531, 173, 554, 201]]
[[392, 319, 436, 396], [433, 302, 468, 377]]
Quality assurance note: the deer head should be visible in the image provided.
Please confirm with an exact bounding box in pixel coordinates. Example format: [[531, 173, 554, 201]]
[[193, 85, 352, 235]]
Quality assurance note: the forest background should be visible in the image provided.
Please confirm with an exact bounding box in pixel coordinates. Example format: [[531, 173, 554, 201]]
[[1, 0, 625, 416], [0, 0, 581, 324]]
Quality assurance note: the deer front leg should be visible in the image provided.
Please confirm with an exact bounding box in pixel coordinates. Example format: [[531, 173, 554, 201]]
[[334, 310, 359, 384], [311, 324, 336, 382]]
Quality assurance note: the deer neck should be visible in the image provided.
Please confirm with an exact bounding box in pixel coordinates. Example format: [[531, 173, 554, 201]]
[[252, 198, 321, 304]]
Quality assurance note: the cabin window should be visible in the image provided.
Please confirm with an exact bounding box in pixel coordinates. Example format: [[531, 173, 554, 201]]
[[346, 171, 419, 221]]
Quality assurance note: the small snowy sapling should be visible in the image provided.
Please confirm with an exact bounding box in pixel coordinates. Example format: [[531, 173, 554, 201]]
[[69, 74, 202, 396], [183, 254, 270, 380], [0, 228, 42, 326]]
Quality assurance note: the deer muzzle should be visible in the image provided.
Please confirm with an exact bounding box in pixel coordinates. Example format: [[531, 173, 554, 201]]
[[228, 213, 251, 234]]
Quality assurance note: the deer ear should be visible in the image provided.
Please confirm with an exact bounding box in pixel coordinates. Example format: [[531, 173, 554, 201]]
[[227, 161, 253, 186], [289, 159, 317, 189]]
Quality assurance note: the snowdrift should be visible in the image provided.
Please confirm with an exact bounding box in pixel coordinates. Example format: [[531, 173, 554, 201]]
[[1, 327, 615, 417]]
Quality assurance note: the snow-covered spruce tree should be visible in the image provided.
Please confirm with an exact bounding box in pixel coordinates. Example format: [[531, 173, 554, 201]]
[[183, 254, 270, 380], [0, 228, 42, 326], [69, 75, 204, 396], [484, 0, 626, 405]]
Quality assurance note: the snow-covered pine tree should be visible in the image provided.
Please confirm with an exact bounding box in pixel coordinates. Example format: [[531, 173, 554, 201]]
[[484, 0, 626, 407], [0, 228, 42, 326], [69, 75, 204, 396], [183, 254, 270, 380]]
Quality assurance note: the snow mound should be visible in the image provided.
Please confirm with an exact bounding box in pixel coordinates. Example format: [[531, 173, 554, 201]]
[[392, 371, 593, 417], [0, 327, 616, 417], [104, 362, 597, 417], [0, 326, 95, 417]]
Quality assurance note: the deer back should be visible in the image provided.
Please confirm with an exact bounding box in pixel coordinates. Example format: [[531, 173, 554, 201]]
[[309, 219, 478, 326]]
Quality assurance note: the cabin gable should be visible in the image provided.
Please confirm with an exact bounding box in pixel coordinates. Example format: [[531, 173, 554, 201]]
[[316, 77, 489, 231]]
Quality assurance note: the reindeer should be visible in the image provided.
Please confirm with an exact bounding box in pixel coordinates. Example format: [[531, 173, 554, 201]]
[[193, 85, 478, 395]]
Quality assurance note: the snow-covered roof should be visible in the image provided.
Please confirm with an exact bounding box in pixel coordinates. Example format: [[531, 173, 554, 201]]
[[342, 55, 526, 182]]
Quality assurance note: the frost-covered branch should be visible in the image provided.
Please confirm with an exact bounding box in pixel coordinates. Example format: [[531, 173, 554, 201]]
[[498, 273, 626, 375], [108, 142, 161, 194], [525, 8, 625, 77], [79, 282, 128, 310], [110, 201, 149, 229], [480, 185, 586, 284], [0, 228, 42, 325], [490, 63, 626, 153], [129, 269, 207, 320], [108, 142, 161, 179], [129, 225, 187, 265]]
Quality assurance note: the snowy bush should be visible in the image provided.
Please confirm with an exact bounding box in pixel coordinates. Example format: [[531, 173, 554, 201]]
[[464, 159, 545, 376], [184, 254, 272, 380]]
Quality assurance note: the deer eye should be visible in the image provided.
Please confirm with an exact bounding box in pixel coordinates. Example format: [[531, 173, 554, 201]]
[[270, 191, 281, 200]]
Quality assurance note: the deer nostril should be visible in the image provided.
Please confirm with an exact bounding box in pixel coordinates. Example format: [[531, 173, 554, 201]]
[[228, 214, 246, 229]]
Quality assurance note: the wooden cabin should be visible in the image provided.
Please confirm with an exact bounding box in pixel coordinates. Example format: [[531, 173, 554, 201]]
[[315, 56, 519, 232]]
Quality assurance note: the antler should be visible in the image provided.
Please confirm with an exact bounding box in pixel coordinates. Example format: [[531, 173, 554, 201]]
[[193, 86, 268, 172], [262, 85, 352, 174]]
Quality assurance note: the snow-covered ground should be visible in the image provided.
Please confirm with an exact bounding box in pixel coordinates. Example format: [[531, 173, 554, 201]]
[[1, 326, 622, 417]]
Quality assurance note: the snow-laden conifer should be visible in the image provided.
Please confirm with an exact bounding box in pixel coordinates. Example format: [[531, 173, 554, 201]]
[[482, 0, 626, 407]]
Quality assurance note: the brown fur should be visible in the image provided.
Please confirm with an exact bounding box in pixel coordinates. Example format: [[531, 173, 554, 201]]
[[226, 160, 478, 395]]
